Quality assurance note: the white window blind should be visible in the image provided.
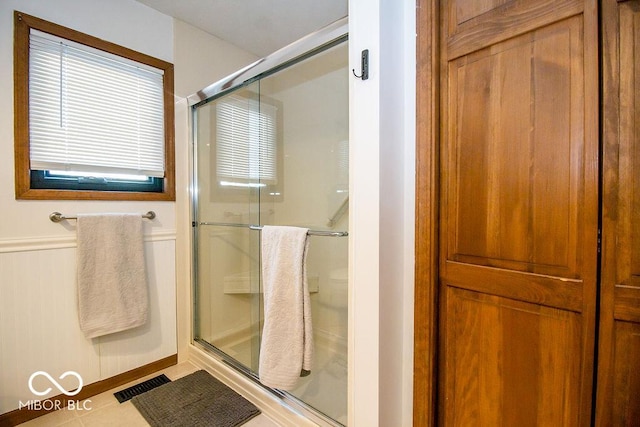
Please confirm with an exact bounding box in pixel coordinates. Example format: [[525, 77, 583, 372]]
[[216, 96, 277, 185], [28, 29, 166, 178]]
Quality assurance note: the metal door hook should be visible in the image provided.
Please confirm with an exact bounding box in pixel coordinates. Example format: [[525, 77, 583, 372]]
[[352, 49, 369, 80]]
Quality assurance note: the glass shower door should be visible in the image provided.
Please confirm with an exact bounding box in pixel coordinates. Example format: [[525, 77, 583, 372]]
[[257, 42, 349, 424], [193, 38, 349, 425], [194, 82, 263, 372]]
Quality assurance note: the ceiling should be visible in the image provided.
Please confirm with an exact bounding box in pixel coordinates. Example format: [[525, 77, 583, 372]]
[[134, 0, 348, 57]]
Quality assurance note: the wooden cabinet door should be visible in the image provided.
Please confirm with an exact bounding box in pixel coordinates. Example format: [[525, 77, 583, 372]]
[[596, 0, 640, 424], [438, 0, 599, 425]]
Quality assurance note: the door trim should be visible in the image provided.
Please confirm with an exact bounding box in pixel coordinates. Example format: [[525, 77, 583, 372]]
[[414, 0, 440, 425]]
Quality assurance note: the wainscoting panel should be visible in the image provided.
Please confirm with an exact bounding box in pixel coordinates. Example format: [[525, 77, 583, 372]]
[[0, 247, 100, 414], [0, 235, 177, 415]]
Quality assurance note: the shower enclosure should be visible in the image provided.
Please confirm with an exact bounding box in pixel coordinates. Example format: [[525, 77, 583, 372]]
[[190, 19, 349, 425]]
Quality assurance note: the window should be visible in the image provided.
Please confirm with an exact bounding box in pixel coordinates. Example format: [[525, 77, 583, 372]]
[[14, 11, 175, 200]]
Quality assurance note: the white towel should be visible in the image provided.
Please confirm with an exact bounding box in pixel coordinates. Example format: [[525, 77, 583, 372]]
[[259, 226, 314, 390], [76, 214, 149, 339]]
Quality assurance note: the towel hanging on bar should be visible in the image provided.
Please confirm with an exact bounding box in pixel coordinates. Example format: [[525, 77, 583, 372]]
[[76, 213, 149, 338], [198, 221, 348, 237], [258, 225, 313, 389]]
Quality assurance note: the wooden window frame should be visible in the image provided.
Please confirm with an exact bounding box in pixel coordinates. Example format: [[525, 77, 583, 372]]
[[13, 11, 175, 201]]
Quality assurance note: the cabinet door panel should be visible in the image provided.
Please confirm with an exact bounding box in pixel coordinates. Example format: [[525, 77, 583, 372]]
[[597, 1, 640, 424], [444, 288, 582, 426], [446, 0, 583, 59], [439, 0, 598, 425], [447, 18, 583, 279]]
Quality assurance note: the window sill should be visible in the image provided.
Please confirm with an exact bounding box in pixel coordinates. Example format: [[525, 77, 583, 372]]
[[15, 187, 176, 201]]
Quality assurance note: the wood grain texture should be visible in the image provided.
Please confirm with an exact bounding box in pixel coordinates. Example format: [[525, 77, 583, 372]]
[[443, 288, 582, 426], [414, 0, 440, 425], [612, 322, 640, 426], [446, 0, 583, 60], [443, 261, 583, 312], [13, 11, 31, 200], [596, 1, 640, 424], [446, 18, 584, 279], [438, 0, 598, 425]]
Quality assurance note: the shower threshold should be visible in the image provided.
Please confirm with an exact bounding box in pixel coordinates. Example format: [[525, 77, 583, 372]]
[[193, 338, 345, 427]]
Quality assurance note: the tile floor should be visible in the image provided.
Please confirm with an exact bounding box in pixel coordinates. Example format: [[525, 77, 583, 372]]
[[20, 362, 279, 427]]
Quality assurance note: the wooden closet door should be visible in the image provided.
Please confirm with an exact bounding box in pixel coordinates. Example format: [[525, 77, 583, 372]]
[[438, 0, 599, 425], [596, 0, 640, 424]]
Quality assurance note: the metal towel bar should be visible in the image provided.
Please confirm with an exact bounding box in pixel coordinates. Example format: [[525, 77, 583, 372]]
[[49, 211, 156, 223], [199, 221, 348, 237]]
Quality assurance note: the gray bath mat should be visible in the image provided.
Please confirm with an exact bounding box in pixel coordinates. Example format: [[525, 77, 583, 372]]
[[131, 370, 260, 427]]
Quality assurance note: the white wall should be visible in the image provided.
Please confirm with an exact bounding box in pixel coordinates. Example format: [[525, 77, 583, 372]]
[[349, 0, 416, 425], [348, 0, 381, 424], [173, 19, 257, 99], [0, 0, 177, 415], [379, 0, 416, 424]]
